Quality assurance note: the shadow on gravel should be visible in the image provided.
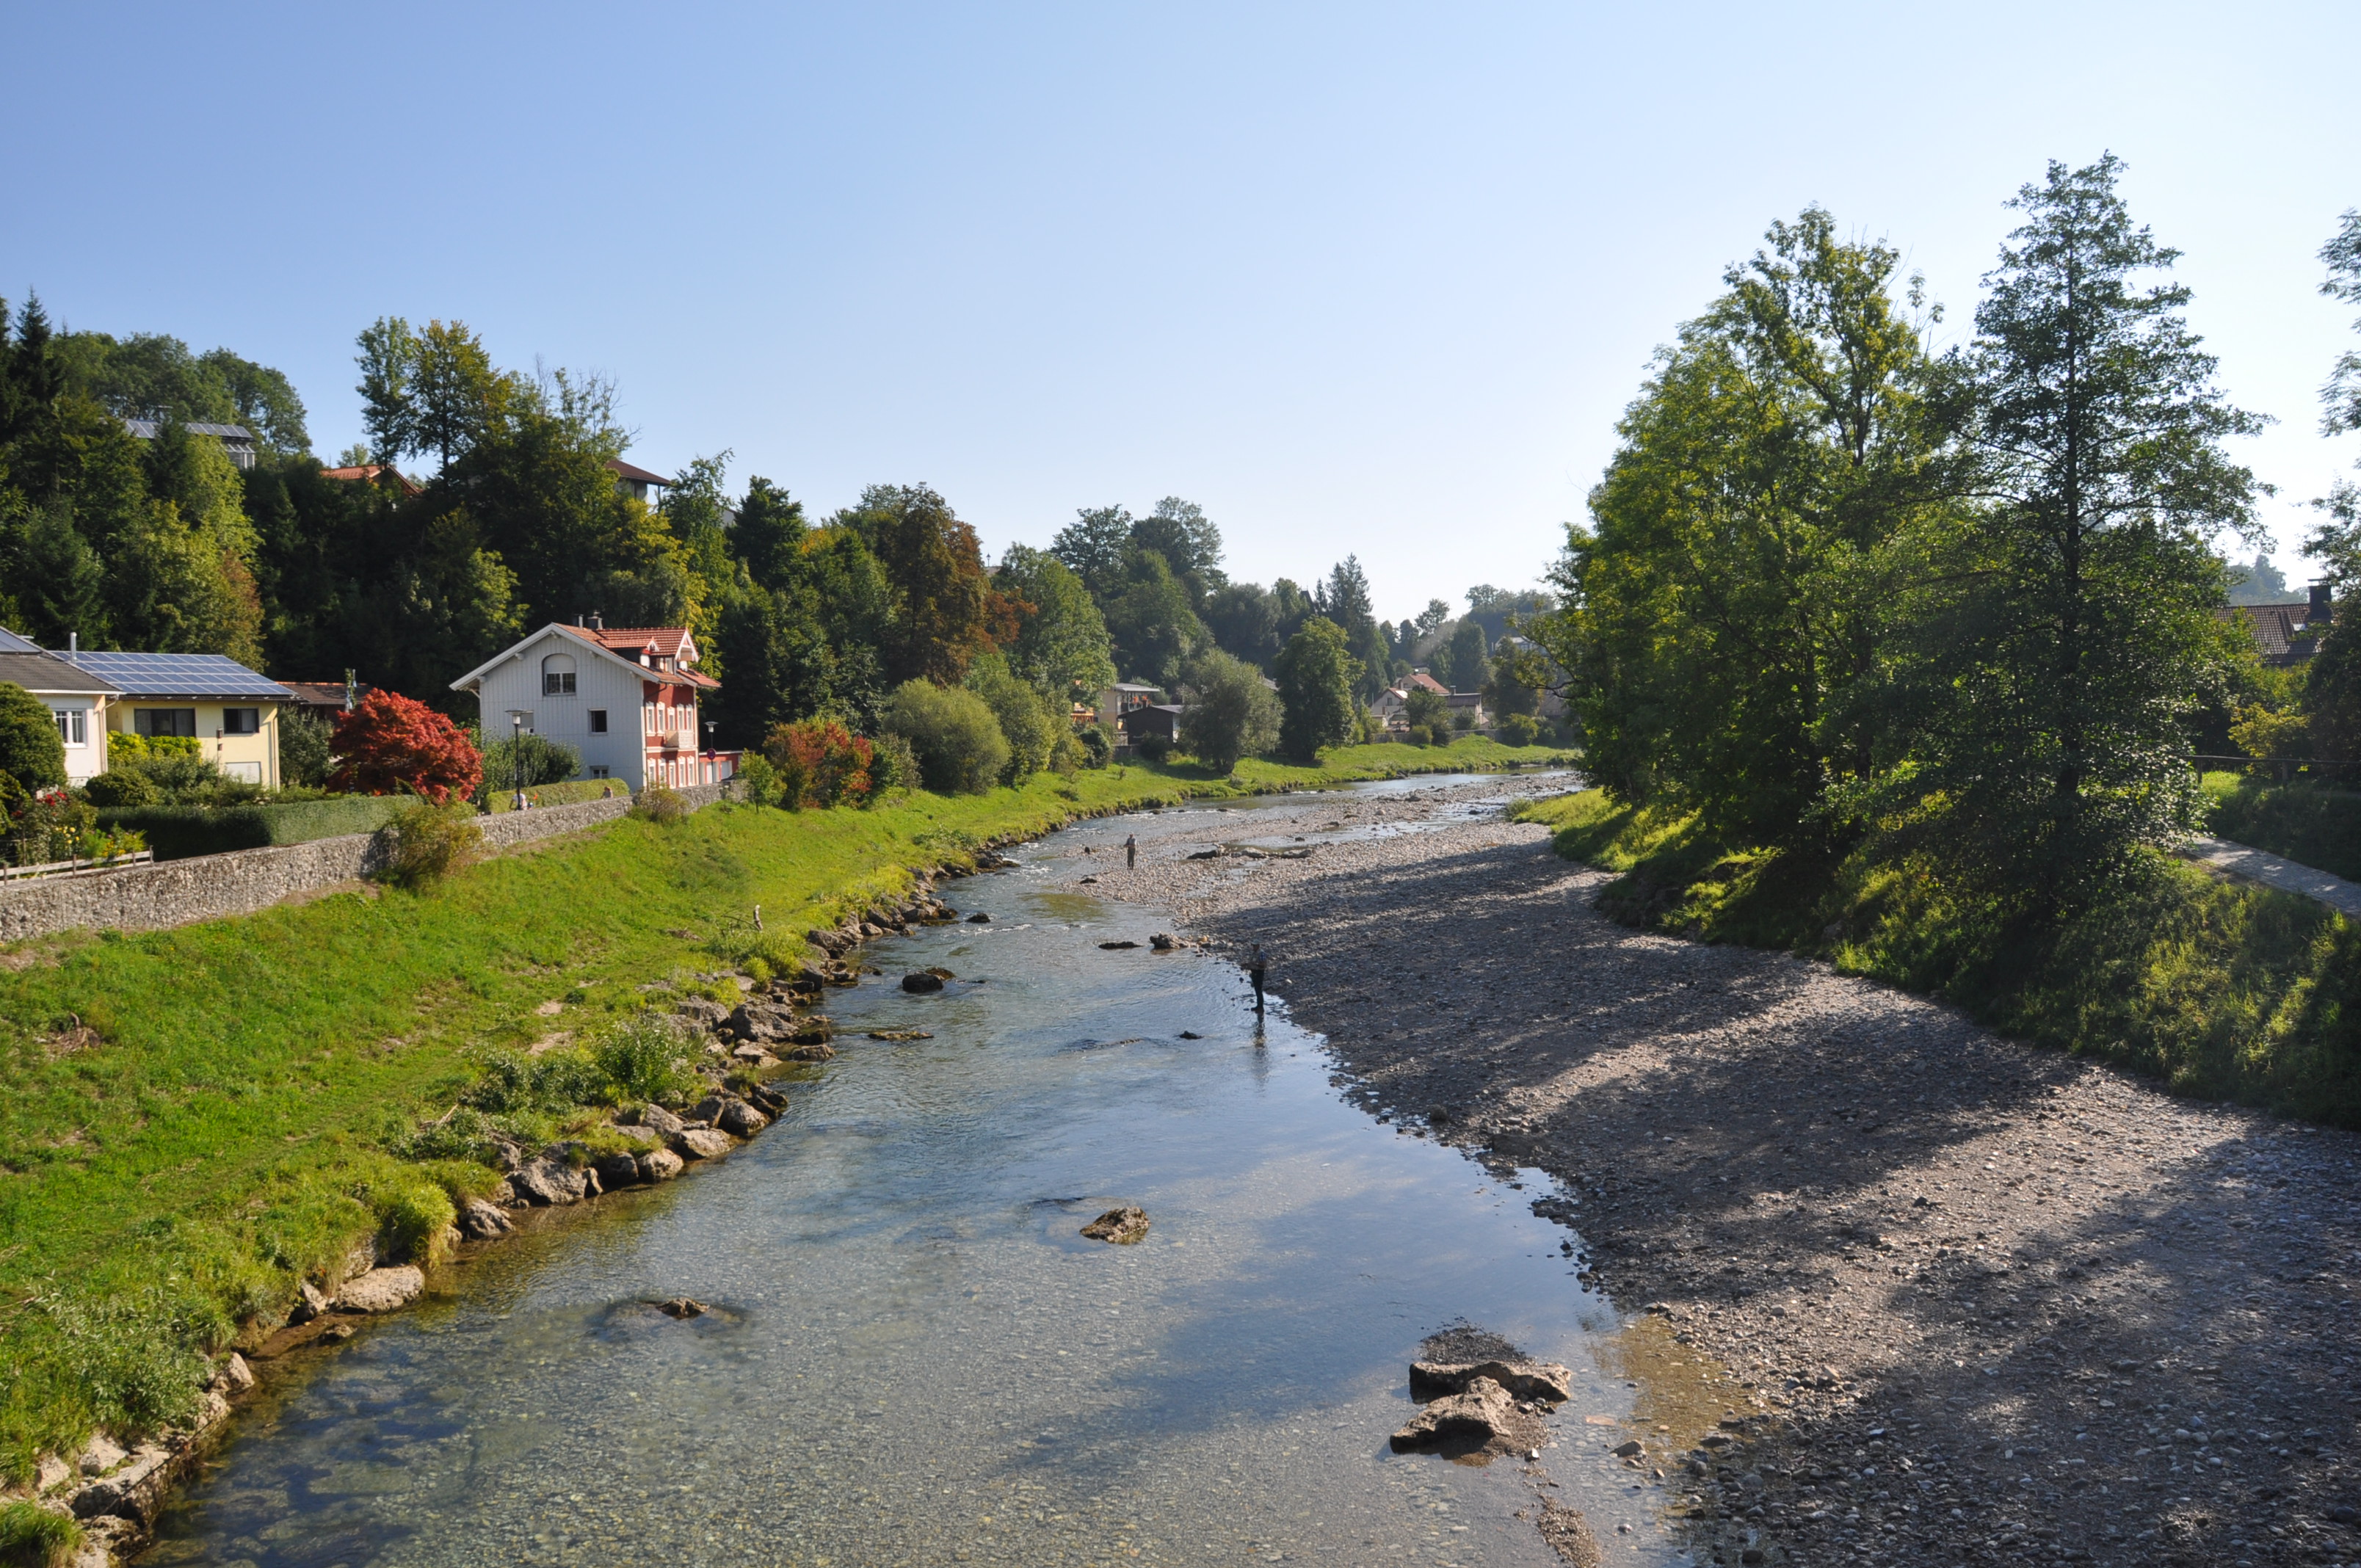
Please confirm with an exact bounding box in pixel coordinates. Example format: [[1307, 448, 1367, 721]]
[[1215, 830, 2361, 1563]]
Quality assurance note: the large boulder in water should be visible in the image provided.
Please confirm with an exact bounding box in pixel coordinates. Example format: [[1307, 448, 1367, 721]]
[[1388, 1374, 1542, 1456], [1410, 1357, 1573, 1404], [1081, 1205, 1150, 1244]]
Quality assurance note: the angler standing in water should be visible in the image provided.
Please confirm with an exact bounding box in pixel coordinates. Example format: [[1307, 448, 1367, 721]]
[[1125, 832, 1137, 869], [1247, 943, 1268, 1014]]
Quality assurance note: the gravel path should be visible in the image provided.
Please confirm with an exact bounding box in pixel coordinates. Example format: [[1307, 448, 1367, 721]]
[[1050, 780, 2361, 1568], [2185, 836, 2361, 921]]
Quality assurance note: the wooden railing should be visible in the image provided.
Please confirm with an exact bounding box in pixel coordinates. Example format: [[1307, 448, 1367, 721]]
[[2, 850, 155, 882]]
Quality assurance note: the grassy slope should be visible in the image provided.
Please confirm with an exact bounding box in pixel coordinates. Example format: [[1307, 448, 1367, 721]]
[[2202, 770, 2361, 883], [0, 738, 1559, 1471], [1515, 788, 2361, 1127]]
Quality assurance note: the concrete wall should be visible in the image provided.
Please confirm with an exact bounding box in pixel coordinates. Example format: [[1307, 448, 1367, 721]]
[[0, 781, 739, 944]]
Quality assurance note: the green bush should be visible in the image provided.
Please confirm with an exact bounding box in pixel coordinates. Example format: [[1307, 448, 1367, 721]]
[[0, 1501, 83, 1568], [882, 680, 1009, 794], [80, 768, 158, 808], [47, 1288, 217, 1440], [1076, 724, 1112, 768], [631, 783, 689, 824], [280, 707, 335, 788], [866, 732, 921, 797], [481, 732, 583, 794], [0, 683, 65, 792], [1179, 649, 1281, 772], [964, 653, 1060, 783], [1499, 714, 1541, 746], [373, 1182, 457, 1267], [590, 1015, 703, 1106], [1403, 725, 1432, 748], [463, 1048, 606, 1116], [1136, 733, 1173, 763], [736, 752, 782, 807], [94, 796, 407, 860], [378, 802, 483, 889]]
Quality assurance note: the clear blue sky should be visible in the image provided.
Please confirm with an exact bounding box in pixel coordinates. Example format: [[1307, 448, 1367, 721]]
[[7, 2, 2356, 620]]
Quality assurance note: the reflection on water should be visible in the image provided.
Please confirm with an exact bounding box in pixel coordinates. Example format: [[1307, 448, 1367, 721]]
[[145, 789, 1680, 1568]]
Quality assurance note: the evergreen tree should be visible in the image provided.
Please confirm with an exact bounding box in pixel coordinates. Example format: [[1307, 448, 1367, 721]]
[[1880, 156, 2260, 907]]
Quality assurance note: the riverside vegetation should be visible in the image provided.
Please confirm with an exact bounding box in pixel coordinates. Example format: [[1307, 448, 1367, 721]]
[[0, 736, 1552, 1497]]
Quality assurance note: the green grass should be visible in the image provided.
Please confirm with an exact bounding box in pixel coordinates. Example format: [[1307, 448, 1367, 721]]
[[0, 1501, 81, 1568], [0, 741, 1554, 1476], [1515, 788, 2361, 1128], [2201, 770, 2361, 882]]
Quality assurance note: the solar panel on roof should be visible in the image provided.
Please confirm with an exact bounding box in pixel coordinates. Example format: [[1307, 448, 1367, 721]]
[[0, 626, 40, 653], [69, 650, 291, 697]]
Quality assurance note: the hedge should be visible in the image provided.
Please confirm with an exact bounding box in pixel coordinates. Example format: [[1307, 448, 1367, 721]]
[[95, 797, 409, 861]]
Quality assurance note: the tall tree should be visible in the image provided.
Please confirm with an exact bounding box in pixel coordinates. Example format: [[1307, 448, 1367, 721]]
[[1129, 496, 1226, 605], [1050, 504, 1134, 600], [1204, 581, 1283, 669], [1883, 156, 2260, 906], [1101, 548, 1205, 686], [2298, 211, 2361, 758], [1274, 616, 1356, 762], [1536, 205, 1959, 833], [993, 545, 1116, 697], [842, 483, 994, 686]]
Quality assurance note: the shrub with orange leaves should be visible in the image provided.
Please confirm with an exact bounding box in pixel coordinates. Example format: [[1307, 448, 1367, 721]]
[[761, 719, 874, 810], [330, 691, 484, 805]]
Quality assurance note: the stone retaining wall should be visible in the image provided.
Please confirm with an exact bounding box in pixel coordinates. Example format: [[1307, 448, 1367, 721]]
[[0, 780, 739, 943]]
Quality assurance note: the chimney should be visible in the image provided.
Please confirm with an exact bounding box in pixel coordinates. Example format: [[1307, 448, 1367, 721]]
[[589, 611, 603, 631], [2310, 582, 2333, 625], [68, 631, 76, 655]]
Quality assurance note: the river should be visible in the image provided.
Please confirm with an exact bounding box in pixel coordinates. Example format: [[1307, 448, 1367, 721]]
[[142, 780, 1691, 1568]]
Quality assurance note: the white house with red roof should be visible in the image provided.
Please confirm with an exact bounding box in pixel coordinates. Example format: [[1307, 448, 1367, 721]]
[[449, 617, 739, 793]]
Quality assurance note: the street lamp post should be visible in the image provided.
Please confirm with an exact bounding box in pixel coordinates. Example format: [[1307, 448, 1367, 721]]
[[504, 711, 530, 812], [703, 720, 717, 783]]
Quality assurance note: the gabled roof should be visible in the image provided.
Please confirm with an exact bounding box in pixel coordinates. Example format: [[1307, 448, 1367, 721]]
[[65, 650, 289, 700], [320, 463, 424, 497], [606, 457, 670, 487], [0, 651, 120, 697], [567, 625, 697, 663], [2219, 603, 2321, 664], [280, 680, 372, 710], [1404, 672, 1449, 695], [450, 624, 708, 692]]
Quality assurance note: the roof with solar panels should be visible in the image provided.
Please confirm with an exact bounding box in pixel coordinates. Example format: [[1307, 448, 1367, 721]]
[[58, 650, 293, 702]]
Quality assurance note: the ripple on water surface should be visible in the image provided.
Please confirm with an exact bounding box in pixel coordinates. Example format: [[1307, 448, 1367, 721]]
[[145, 786, 1681, 1568]]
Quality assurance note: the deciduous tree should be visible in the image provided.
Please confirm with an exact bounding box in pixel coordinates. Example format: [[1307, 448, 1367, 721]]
[[1274, 617, 1355, 762], [330, 689, 483, 804]]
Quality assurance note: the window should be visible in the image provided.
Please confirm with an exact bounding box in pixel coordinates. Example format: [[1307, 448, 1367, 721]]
[[222, 708, 261, 736], [134, 708, 197, 738], [589, 765, 609, 780], [51, 708, 87, 747], [588, 709, 608, 734], [541, 653, 577, 695]]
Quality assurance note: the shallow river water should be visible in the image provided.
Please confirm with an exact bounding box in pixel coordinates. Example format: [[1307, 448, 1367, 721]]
[[144, 784, 1693, 1568]]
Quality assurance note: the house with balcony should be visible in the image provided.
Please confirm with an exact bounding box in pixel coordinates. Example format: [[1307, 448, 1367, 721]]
[[450, 617, 739, 792]]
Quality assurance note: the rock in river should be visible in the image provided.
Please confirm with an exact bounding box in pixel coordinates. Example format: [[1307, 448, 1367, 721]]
[[902, 971, 946, 992], [716, 1100, 770, 1138], [1388, 1374, 1542, 1456], [509, 1157, 592, 1206], [638, 1147, 685, 1182], [632, 1103, 687, 1136], [1410, 1357, 1575, 1404], [335, 1266, 425, 1315], [458, 1198, 513, 1239], [593, 1151, 645, 1189], [1081, 1205, 1151, 1244], [1098, 940, 1140, 951], [672, 1128, 734, 1161]]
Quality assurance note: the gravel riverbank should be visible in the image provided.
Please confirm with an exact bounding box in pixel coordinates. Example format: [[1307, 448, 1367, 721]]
[[1053, 777, 2361, 1568]]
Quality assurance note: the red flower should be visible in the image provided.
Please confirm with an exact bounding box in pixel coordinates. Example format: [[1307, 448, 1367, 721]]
[[330, 691, 484, 805]]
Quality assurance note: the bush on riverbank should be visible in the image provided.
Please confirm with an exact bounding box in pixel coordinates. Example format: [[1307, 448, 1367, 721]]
[[1517, 788, 2361, 1127]]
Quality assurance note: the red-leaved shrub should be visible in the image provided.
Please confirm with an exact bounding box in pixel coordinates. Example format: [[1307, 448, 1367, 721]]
[[331, 691, 484, 805], [761, 719, 874, 810]]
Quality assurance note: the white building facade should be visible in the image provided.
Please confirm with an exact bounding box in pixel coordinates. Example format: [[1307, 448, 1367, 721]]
[[451, 623, 739, 793]]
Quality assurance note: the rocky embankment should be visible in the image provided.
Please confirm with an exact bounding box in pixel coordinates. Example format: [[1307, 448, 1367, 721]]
[[18, 862, 1005, 1567], [1061, 778, 2361, 1568]]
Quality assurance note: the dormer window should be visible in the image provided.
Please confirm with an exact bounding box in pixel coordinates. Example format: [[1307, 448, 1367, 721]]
[[542, 653, 577, 695]]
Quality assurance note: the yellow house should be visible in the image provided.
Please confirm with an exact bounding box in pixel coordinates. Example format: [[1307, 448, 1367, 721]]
[[65, 650, 293, 788]]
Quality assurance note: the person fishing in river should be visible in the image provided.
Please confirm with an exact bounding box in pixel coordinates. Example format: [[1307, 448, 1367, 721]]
[[1124, 832, 1137, 869], [1246, 943, 1268, 1014]]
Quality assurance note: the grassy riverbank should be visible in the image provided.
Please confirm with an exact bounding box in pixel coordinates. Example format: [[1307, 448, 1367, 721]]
[[0, 740, 1554, 1477], [1515, 788, 2361, 1128], [2202, 770, 2361, 882]]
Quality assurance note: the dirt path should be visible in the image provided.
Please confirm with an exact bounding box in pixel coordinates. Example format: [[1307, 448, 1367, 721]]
[[1051, 780, 2361, 1568]]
